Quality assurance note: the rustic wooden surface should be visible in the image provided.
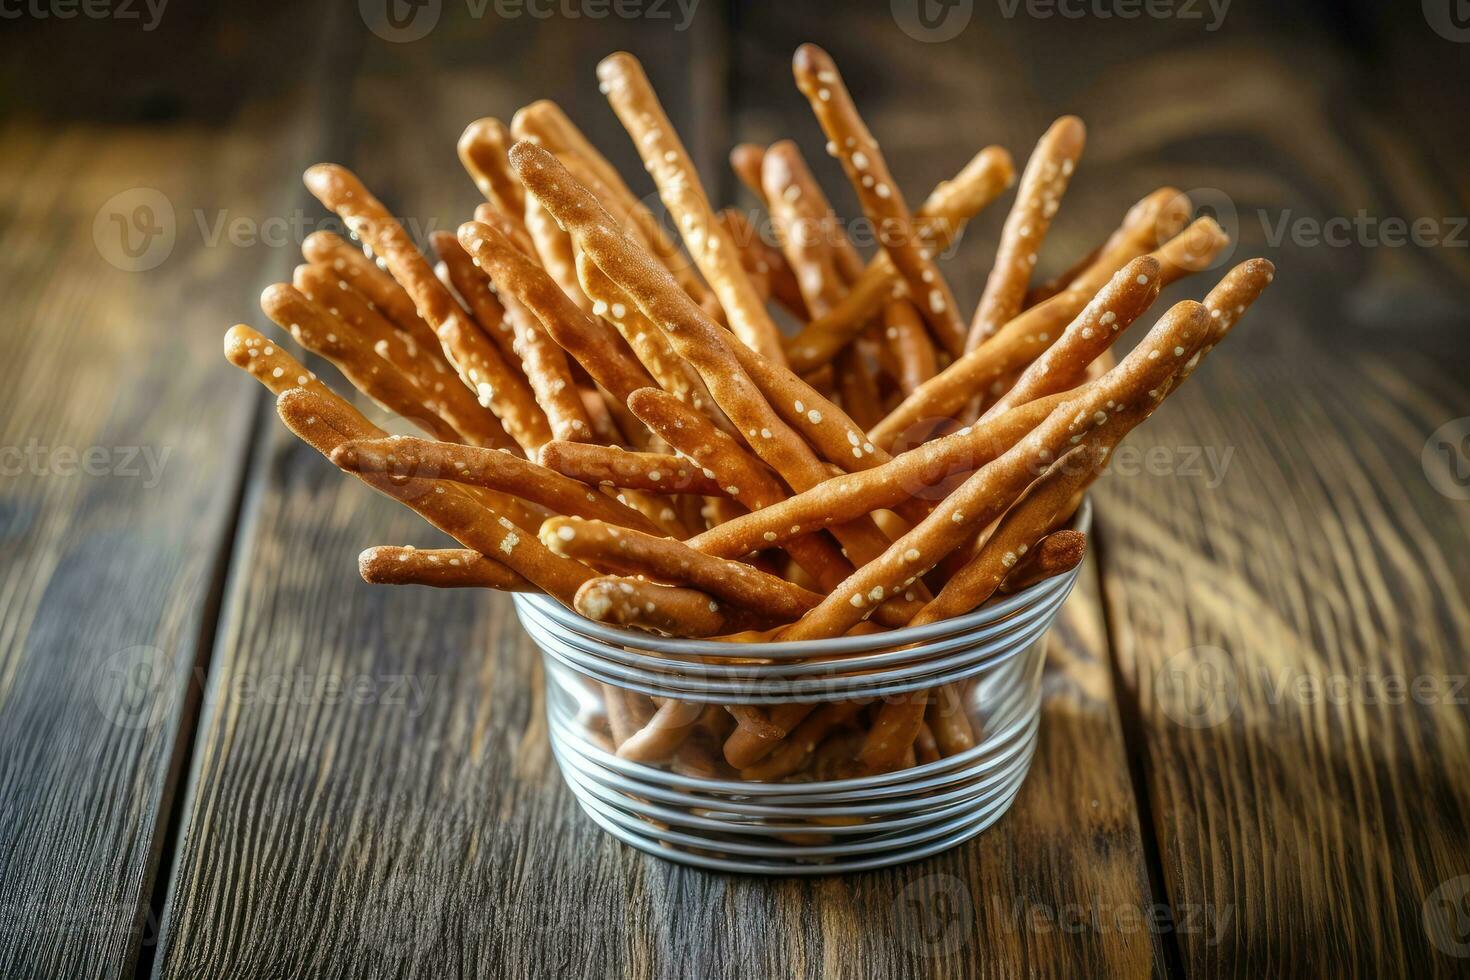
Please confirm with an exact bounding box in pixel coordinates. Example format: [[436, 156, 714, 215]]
[[0, 1, 1466, 978]]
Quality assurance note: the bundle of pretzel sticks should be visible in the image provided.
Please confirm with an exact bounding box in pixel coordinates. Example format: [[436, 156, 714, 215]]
[[226, 44, 1272, 782]]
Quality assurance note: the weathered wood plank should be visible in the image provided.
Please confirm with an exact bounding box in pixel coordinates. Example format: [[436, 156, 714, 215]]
[[0, 5, 336, 977]]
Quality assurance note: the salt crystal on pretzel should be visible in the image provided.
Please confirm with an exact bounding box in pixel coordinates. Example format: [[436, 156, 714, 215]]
[[538, 441, 726, 497], [541, 516, 821, 623], [780, 300, 1212, 641], [303, 164, 553, 454], [300, 230, 444, 359], [358, 546, 537, 592], [966, 116, 1087, 350], [785, 145, 1014, 372], [870, 217, 1227, 449], [330, 435, 662, 533], [596, 52, 788, 363], [792, 44, 967, 358], [1026, 187, 1190, 307]]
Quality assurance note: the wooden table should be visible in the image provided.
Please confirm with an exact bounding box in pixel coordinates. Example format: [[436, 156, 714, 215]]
[[2, 2, 1467, 977]]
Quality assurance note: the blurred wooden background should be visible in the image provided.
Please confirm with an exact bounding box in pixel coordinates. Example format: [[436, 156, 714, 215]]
[[0, 1, 1467, 977]]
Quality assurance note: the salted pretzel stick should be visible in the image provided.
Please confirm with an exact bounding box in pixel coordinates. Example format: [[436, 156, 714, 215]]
[[358, 546, 537, 592], [293, 262, 516, 451], [838, 345, 884, 431], [604, 685, 656, 748], [616, 699, 705, 763], [300, 231, 443, 359], [718, 207, 808, 319], [870, 217, 1227, 449], [457, 117, 526, 224], [998, 529, 1087, 594], [724, 703, 818, 769], [574, 576, 746, 637], [429, 231, 524, 366], [303, 165, 553, 454], [791, 45, 966, 357], [511, 143, 907, 582], [538, 441, 725, 496], [541, 517, 821, 623], [330, 435, 662, 533], [524, 195, 596, 314], [259, 283, 464, 443], [781, 300, 1212, 642], [983, 255, 1163, 419], [785, 145, 1015, 371], [761, 140, 862, 309], [511, 99, 714, 307], [597, 52, 787, 363], [1026, 187, 1190, 306], [925, 685, 974, 757], [457, 221, 653, 402], [883, 299, 937, 395], [683, 390, 1069, 559], [739, 701, 868, 781], [966, 116, 1087, 349]]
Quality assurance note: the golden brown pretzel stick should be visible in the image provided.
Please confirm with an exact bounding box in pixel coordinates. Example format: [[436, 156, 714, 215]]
[[300, 230, 443, 359], [574, 576, 741, 637], [511, 100, 714, 306], [729, 143, 767, 203], [966, 116, 1087, 349], [604, 685, 656, 748], [792, 45, 966, 357], [998, 529, 1087, 594], [576, 252, 717, 418], [524, 194, 596, 315], [259, 284, 464, 443], [870, 217, 1227, 449], [838, 345, 884, 431], [1026, 187, 1191, 307], [785, 145, 1015, 371], [915, 722, 941, 765], [358, 546, 537, 592], [718, 207, 809, 319], [781, 300, 1212, 641], [983, 255, 1163, 419], [926, 685, 974, 757], [457, 117, 526, 224], [724, 703, 819, 769], [739, 701, 868, 780], [542, 517, 821, 622], [429, 231, 524, 366], [330, 435, 662, 533], [761, 140, 863, 307], [683, 390, 1068, 559], [226, 324, 353, 407], [511, 143, 906, 580], [883, 299, 937, 396], [616, 699, 705, 763], [302, 165, 553, 454], [596, 52, 787, 363], [293, 262, 516, 451], [457, 220, 654, 402], [538, 441, 726, 496]]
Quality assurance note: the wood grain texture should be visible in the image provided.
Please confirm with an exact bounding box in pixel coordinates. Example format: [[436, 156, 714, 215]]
[[0, 5, 336, 977]]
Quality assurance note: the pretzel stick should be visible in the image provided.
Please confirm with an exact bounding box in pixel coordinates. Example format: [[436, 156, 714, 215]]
[[603, 685, 656, 749], [300, 230, 443, 359], [525, 194, 597, 312], [574, 576, 745, 637], [724, 703, 819, 769], [682, 391, 1068, 559], [926, 685, 974, 757], [358, 546, 537, 592], [739, 701, 868, 780], [457, 117, 526, 223], [330, 435, 661, 533], [303, 164, 553, 454], [429, 231, 524, 366], [792, 45, 967, 357], [870, 217, 1227, 449], [998, 529, 1087, 594], [616, 699, 705, 763], [729, 143, 767, 203], [510, 100, 714, 306], [538, 441, 726, 496], [457, 220, 654, 402], [761, 140, 863, 308], [1026, 187, 1190, 307], [915, 722, 941, 765], [718, 206, 808, 319], [780, 300, 1212, 642], [293, 262, 516, 451], [259, 283, 464, 443], [882, 298, 937, 395], [541, 517, 822, 623], [837, 345, 884, 431], [785, 145, 1014, 371], [982, 255, 1162, 419], [966, 116, 1087, 349], [597, 52, 788, 363]]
